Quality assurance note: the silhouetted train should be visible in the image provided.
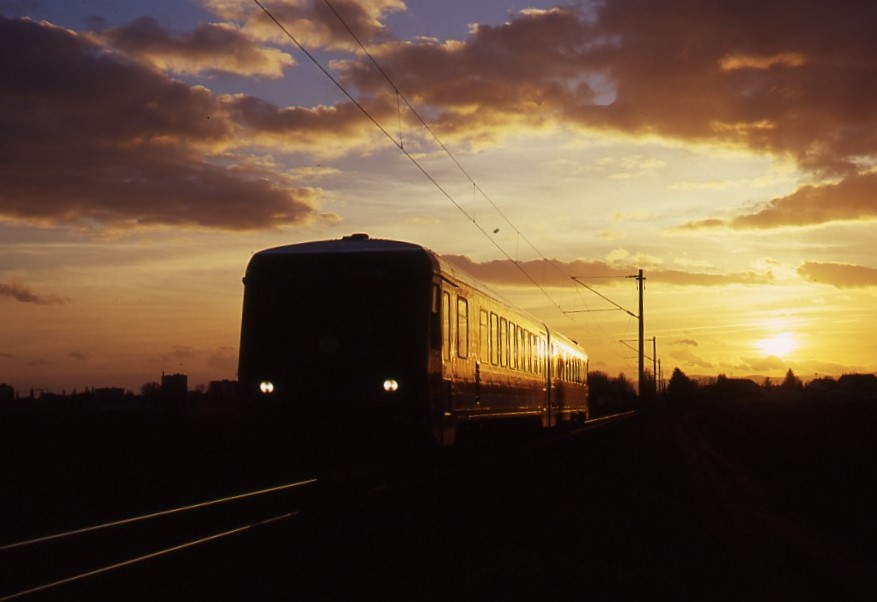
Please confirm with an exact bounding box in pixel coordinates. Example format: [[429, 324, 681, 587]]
[[238, 234, 588, 447]]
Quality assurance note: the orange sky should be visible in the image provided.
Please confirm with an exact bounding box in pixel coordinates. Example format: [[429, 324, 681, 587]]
[[1, 1, 876, 393]]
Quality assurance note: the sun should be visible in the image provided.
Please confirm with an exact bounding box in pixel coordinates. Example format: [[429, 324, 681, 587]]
[[755, 332, 798, 358]]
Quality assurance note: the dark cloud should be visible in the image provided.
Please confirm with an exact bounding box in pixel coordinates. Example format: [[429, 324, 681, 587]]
[[7, 0, 876, 232], [0, 17, 335, 231], [798, 261, 877, 288], [100, 16, 294, 78], [225, 95, 384, 145], [334, 1, 877, 225], [672, 339, 698, 347], [0, 280, 68, 305], [444, 255, 773, 288], [68, 351, 92, 361], [683, 172, 877, 229]]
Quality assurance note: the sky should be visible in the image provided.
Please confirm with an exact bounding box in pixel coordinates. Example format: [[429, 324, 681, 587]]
[[1, 0, 876, 394]]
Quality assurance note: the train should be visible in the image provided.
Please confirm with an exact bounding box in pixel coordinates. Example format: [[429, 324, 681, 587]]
[[237, 234, 588, 448]]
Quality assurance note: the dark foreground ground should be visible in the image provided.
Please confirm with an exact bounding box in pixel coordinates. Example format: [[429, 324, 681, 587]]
[[2, 397, 877, 600]]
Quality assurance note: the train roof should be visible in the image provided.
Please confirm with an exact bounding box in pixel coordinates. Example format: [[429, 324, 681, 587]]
[[255, 233, 423, 256], [255, 234, 504, 297]]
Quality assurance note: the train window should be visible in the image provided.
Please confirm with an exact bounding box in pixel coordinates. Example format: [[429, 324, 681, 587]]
[[456, 297, 469, 358], [479, 310, 489, 362], [517, 326, 523, 370], [512, 325, 521, 370], [499, 318, 508, 367], [490, 313, 499, 365], [508, 321, 518, 368], [524, 332, 530, 373], [538, 337, 546, 374], [442, 291, 451, 361]]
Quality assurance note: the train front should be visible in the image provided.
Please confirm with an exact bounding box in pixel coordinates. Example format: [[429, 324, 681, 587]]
[[237, 235, 436, 449]]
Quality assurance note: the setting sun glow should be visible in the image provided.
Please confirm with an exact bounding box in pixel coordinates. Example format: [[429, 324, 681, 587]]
[[2, 2, 877, 393], [755, 333, 799, 358]]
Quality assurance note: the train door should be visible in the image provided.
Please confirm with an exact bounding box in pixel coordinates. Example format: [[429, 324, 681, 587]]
[[431, 283, 457, 445], [543, 336, 560, 428]]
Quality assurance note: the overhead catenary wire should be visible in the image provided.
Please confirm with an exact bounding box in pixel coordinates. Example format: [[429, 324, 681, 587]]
[[319, 0, 577, 285], [253, 0, 571, 317]]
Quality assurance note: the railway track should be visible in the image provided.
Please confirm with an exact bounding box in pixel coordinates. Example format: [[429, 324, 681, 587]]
[[1, 411, 636, 600], [0, 478, 318, 600]]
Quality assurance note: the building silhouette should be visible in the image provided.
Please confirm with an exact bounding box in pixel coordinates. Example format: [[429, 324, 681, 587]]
[[161, 372, 188, 402]]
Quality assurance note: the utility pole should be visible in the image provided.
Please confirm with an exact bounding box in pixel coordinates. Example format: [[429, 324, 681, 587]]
[[652, 336, 657, 395], [633, 269, 645, 398], [572, 270, 646, 396]]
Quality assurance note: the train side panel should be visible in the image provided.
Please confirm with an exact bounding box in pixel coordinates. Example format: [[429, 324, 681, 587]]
[[432, 256, 589, 440]]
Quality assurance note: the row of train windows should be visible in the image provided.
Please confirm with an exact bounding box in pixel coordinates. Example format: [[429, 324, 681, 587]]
[[438, 289, 586, 383]]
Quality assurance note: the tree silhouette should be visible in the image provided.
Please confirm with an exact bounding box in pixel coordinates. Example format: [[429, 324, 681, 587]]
[[667, 367, 698, 407], [781, 369, 803, 392]]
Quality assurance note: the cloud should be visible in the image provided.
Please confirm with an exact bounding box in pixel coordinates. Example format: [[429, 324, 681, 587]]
[[797, 261, 877, 288], [0, 280, 69, 305], [669, 349, 712, 369], [672, 339, 698, 347], [740, 355, 788, 372], [0, 17, 339, 231], [333, 2, 876, 168], [202, 0, 405, 50], [730, 173, 877, 228], [100, 16, 294, 78], [443, 256, 773, 288], [206, 346, 237, 373], [328, 2, 877, 225], [68, 351, 92, 361], [718, 52, 807, 71], [7, 0, 877, 232]]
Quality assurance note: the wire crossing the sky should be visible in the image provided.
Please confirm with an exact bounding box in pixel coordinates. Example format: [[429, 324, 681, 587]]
[[319, 0, 569, 279], [319, 0, 582, 291], [252, 0, 575, 316]]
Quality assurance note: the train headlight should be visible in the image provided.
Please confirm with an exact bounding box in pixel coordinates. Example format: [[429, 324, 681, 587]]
[[259, 380, 275, 394], [383, 379, 399, 392]]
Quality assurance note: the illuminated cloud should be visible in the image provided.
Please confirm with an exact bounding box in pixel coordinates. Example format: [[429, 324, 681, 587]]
[[332, 2, 876, 169], [0, 17, 339, 231], [798, 262, 877, 288], [329, 1, 877, 225], [729, 173, 877, 228], [670, 349, 712, 369], [0, 280, 69, 305], [718, 52, 807, 71], [6, 0, 877, 232], [100, 16, 295, 78], [202, 0, 405, 50], [740, 355, 788, 372], [681, 173, 877, 230]]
